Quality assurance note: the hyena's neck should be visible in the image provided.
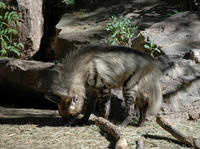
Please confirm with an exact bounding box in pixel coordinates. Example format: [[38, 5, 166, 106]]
[[69, 72, 86, 99]]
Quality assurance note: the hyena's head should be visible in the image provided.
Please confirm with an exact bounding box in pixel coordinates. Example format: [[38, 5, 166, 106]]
[[45, 92, 84, 123]]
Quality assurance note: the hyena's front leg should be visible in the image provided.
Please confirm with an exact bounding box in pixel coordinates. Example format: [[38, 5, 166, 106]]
[[121, 87, 137, 126], [78, 96, 98, 125], [96, 88, 111, 119], [74, 89, 98, 125]]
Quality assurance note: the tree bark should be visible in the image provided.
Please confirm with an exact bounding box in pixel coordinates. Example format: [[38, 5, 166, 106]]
[[95, 117, 128, 149], [156, 116, 200, 148]]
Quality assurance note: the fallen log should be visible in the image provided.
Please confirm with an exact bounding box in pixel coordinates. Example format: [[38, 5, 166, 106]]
[[156, 116, 200, 148], [95, 117, 128, 149]]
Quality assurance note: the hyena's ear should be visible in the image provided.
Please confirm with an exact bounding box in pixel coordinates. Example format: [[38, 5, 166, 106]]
[[45, 93, 61, 104]]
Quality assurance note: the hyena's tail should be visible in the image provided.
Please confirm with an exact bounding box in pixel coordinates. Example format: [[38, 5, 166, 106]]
[[147, 77, 163, 115], [140, 66, 163, 115]]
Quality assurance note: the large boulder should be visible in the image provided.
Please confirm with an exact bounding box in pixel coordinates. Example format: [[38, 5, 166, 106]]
[[1, 0, 44, 59], [161, 58, 200, 112], [133, 11, 200, 58], [0, 58, 54, 93]]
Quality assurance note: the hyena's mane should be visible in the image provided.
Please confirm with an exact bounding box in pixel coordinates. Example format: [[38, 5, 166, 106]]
[[60, 44, 158, 84]]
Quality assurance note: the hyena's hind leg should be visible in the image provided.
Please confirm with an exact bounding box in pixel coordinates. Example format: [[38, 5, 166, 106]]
[[136, 68, 163, 127], [135, 94, 148, 127], [120, 86, 138, 126]]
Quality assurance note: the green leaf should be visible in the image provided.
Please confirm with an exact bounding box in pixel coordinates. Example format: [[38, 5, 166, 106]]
[[4, 12, 9, 20], [0, 49, 7, 55], [2, 34, 9, 42], [10, 47, 20, 56], [5, 46, 12, 50], [8, 29, 18, 35], [150, 41, 155, 47], [0, 2, 6, 9], [144, 44, 150, 50], [3, 28, 8, 34], [7, 11, 19, 24], [154, 48, 161, 53], [18, 43, 24, 49], [172, 9, 179, 14], [13, 42, 17, 46]]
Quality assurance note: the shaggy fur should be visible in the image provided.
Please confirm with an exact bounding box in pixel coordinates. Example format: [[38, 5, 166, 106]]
[[45, 45, 163, 126]]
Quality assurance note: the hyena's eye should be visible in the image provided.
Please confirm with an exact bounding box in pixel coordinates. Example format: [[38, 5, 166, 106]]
[[72, 95, 78, 104]]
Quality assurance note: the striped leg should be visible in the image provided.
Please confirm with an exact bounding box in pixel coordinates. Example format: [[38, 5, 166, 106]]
[[121, 86, 138, 126]]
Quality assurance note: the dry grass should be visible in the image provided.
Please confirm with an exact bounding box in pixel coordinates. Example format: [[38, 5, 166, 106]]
[[0, 107, 199, 149]]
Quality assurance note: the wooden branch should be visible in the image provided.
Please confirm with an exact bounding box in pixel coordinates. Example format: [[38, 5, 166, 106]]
[[95, 117, 128, 149], [156, 116, 200, 148], [136, 137, 145, 149]]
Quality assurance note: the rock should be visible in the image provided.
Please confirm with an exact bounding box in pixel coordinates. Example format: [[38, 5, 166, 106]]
[[161, 58, 200, 113], [133, 12, 200, 58], [189, 49, 200, 63], [1, 0, 44, 59], [51, 12, 107, 60], [188, 110, 200, 121]]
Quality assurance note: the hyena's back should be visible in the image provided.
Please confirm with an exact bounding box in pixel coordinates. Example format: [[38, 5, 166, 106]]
[[84, 45, 159, 87], [82, 45, 163, 126]]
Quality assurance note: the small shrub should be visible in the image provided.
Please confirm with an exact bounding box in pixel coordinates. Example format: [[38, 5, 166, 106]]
[[144, 40, 161, 57], [105, 16, 138, 47], [0, 2, 24, 58]]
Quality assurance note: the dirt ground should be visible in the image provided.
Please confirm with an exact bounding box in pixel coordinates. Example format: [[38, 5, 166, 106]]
[[0, 106, 200, 149]]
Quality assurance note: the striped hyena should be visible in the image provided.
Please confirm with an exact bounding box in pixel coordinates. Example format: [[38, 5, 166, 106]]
[[45, 45, 163, 126]]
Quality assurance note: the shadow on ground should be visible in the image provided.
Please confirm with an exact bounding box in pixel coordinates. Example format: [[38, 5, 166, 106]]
[[0, 106, 96, 127], [0, 116, 64, 127], [144, 134, 189, 147]]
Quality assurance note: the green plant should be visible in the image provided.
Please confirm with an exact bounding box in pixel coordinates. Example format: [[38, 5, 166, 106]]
[[167, 9, 179, 17], [0, 2, 24, 58], [144, 40, 161, 57], [62, 0, 75, 6], [105, 16, 138, 47], [53, 60, 60, 65]]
